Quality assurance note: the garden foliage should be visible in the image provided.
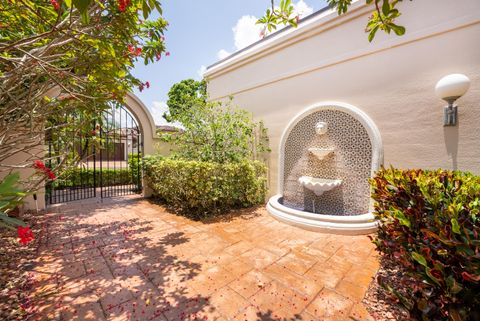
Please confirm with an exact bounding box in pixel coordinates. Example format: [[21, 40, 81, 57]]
[[51, 168, 140, 190], [164, 79, 207, 123], [371, 168, 480, 320], [259, 0, 408, 42], [149, 79, 270, 216], [0, 160, 57, 239], [48, 153, 142, 191], [144, 157, 268, 217], [127, 153, 142, 171], [160, 101, 270, 163], [1, 0, 167, 199], [0, 173, 27, 230]]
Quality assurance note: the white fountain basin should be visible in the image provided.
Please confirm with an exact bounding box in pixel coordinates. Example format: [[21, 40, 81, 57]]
[[266, 195, 378, 235], [308, 147, 334, 160], [298, 176, 342, 196]]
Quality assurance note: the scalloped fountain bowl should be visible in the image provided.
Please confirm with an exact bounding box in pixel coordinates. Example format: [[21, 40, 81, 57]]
[[298, 176, 342, 196], [308, 147, 334, 160]]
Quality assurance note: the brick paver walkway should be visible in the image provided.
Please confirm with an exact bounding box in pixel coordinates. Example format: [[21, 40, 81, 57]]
[[33, 196, 379, 321]]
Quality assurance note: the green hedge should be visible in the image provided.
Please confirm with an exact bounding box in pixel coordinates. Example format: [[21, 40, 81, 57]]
[[47, 154, 142, 190], [371, 168, 480, 320], [128, 153, 142, 170], [143, 156, 267, 217], [53, 167, 141, 189]]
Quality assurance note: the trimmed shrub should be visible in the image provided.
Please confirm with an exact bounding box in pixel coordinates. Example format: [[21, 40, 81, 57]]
[[127, 153, 143, 183], [53, 167, 140, 189], [52, 154, 142, 188], [127, 153, 142, 170], [143, 156, 267, 217], [371, 168, 480, 320]]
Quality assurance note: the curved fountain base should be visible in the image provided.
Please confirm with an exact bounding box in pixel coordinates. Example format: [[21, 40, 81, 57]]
[[267, 195, 378, 235]]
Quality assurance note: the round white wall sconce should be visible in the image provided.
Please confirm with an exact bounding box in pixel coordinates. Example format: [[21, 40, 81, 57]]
[[435, 74, 471, 126]]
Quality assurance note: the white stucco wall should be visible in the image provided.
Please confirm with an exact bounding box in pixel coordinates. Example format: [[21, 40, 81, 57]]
[[125, 93, 160, 156], [205, 0, 480, 195]]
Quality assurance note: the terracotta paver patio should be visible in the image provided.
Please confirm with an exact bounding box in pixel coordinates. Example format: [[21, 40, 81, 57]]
[[32, 196, 379, 321]]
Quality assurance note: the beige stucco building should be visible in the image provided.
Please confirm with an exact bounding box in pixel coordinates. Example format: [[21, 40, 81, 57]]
[[205, 0, 480, 199]]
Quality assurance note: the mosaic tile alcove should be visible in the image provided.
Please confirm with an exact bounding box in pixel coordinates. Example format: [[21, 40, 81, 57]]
[[281, 109, 372, 216]]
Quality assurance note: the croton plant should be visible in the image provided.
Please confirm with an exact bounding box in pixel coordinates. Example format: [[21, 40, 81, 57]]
[[371, 168, 480, 320]]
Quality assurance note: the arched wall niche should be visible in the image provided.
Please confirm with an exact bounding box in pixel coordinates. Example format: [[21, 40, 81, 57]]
[[277, 101, 384, 215]]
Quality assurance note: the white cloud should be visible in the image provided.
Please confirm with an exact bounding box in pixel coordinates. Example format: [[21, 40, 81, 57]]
[[215, 15, 262, 61], [149, 101, 168, 126], [215, 1, 313, 61], [292, 0, 314, 17], [232, 15, 264, 50], [217, 49, 231, 60], [197, 65, 207, 79]]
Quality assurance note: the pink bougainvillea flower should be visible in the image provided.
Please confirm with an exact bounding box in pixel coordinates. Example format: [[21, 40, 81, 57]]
[[155, 53, 161, 61], [165, 51, 170, 56], [50, 0, 60, 10], [127, 44, 135, 54], [139, 83, 145, 92], [145, 81, 150, 89], [33, 160, 46, 170], [17, 226, 34, 245], [135, 47, 142, 56]]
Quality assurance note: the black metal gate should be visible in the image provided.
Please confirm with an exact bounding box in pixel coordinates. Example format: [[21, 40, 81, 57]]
[[45, 105, 143, 205]]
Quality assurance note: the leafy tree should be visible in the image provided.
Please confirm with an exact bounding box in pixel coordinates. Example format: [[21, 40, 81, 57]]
[[161, 100, 270, 164], [0, 0, 167, 229], [164, 79, 207, 123], [1, 0, 166, 181], [258, 0, 410, 42]]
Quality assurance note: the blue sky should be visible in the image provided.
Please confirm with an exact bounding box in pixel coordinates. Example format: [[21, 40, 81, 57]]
[[132, 0, 326, 125]]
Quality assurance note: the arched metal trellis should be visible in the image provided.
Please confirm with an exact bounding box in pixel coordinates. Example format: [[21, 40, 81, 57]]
[[45, 105, 143, 205]]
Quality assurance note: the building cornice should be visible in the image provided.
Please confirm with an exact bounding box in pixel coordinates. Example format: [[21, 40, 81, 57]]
[[206, 6, 480, 100]]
